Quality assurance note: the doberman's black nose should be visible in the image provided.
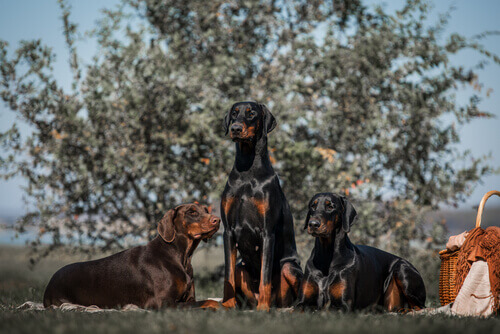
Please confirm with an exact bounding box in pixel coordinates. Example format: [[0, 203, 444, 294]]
[[231, 124, 243, 135], [308, 220, 320, 229]]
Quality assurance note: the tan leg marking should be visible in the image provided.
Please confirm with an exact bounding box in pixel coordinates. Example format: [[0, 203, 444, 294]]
[[384, 276, 404, 312], [256, 252, 272, 311], [222, 247, 237, 308], [236, 265, 257, 305]]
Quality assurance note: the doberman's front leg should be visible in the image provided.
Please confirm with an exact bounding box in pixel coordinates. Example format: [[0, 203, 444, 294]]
[[235, 263, 258, 307], [293, 277, 320, 310], [177, 274, 221, 310], [277, 261, 303, 307], [256, 233, 275, 311], [329, 278, 354, 312], [222, 230, 237, 308], [178, 300, 221, 310]]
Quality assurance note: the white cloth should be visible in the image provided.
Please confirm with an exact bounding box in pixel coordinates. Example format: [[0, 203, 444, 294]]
[[17, 298, 223, 312], [451, 260, 494, 317], [446, 231, 468, 251], [17, 301, 148, 312]]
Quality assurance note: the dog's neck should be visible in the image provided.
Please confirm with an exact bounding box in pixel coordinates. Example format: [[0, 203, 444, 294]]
[[233, 134, 272, 173], [314, 230, 354, 274], [154, 235, 200, 269]]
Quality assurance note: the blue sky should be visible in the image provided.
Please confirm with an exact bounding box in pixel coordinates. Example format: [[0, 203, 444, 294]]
[[0, 0, 499, 219]]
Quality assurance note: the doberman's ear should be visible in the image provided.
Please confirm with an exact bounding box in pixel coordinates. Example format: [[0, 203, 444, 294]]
[[303, 209, 311, 230], [340, 196, 357, 233], [303, 196, 314, 230], [157, 207, 179, 243], [260, 103, 276, 134], [223, 106, 233, 136]]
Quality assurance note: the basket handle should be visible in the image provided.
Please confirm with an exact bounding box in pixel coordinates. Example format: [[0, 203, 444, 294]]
[[475, 190, 500, 228]]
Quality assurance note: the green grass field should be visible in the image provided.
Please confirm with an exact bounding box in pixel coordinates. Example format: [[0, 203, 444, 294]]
[[1, 245, 499, 334]]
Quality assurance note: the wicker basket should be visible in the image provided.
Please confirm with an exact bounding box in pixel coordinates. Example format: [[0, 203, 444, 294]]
[[439, 190, 500, 306]]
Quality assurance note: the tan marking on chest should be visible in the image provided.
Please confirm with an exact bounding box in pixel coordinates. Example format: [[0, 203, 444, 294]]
[[251, 198, 269, 216], [302, 280, 319, 298], [222, 197, 236, 215], [329, 281, 346, 299]]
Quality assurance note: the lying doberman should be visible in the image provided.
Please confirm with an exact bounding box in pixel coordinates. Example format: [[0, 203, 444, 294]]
[[295, 193, 426, 312], [43, 203, 221, 310], [221, 101, 303, 311]]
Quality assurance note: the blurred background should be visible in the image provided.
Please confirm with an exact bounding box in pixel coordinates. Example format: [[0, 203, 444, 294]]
[[0, 0, 499, 306]]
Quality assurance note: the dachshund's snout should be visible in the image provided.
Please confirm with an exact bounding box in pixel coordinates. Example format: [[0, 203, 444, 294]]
[[308, 220, 321, 229]]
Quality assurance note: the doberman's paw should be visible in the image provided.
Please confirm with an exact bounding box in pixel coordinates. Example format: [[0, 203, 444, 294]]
[[256, 303, 270, 312], [222, 298, 237, 309], [200, 300, 221, 311]]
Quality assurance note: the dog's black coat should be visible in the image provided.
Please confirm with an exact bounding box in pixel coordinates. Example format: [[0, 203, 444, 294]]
[[221, 101, 303, 310], [295, 193, 426, 311]]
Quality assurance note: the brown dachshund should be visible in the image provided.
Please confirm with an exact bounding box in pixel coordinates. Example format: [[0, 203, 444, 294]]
[[43, 203, 221, 310]]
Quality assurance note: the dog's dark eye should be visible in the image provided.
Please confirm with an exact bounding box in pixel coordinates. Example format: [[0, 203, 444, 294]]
[[326, 203, 334, 210], [248, 110, 256, 117], [231, 111, 237, 118]]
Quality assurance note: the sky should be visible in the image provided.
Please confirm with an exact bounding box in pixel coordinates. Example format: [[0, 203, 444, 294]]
[[0, 0, 499, 221]]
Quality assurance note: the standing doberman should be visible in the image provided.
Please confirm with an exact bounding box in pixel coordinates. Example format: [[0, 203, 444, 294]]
[[295, 193, 426, 312], [43, 203, 221, 310], [221, 101, 303, 311]]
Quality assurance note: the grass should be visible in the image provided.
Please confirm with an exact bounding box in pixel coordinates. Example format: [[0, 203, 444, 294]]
[[1, 245, 499, 334]]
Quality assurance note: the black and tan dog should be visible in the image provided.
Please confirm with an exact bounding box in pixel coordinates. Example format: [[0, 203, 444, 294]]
[[295, 193, 426, 312], [221, 101, 303, 311], [43, 203, 221, 310]]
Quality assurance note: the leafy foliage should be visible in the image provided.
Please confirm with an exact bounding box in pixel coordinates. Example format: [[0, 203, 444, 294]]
[[0, 0, 497, 260]]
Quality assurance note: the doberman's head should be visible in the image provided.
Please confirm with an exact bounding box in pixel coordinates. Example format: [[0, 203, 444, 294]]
[[223, 101, 276, 142], [157, 203, 220, 243], [303, 193, 357, 237]]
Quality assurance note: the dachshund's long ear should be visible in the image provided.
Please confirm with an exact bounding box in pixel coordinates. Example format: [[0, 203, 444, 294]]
[[157, 207, 179, 243], [260, 103, 276, 134], [223, 107, 232, 136], [340, 196, 357, 233]]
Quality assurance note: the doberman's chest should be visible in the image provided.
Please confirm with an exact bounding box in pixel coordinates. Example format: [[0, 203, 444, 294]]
[[306, 270, 349, 308], [221, 174, 275, 229], [222, 182, 276, 268], [222, 194, 268, 242], [154, 260, 194, 304], [170, 270, 194, 303], [222, 193, 268, 222]]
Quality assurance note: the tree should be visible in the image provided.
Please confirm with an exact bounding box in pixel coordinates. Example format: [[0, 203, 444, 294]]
[[0, 0, 497, 261]]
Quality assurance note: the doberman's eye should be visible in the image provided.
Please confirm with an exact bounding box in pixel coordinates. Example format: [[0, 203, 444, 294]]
[[326, 202, 334, 210], [248, 110, 256, 117], [231, 111, 237, 118]]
